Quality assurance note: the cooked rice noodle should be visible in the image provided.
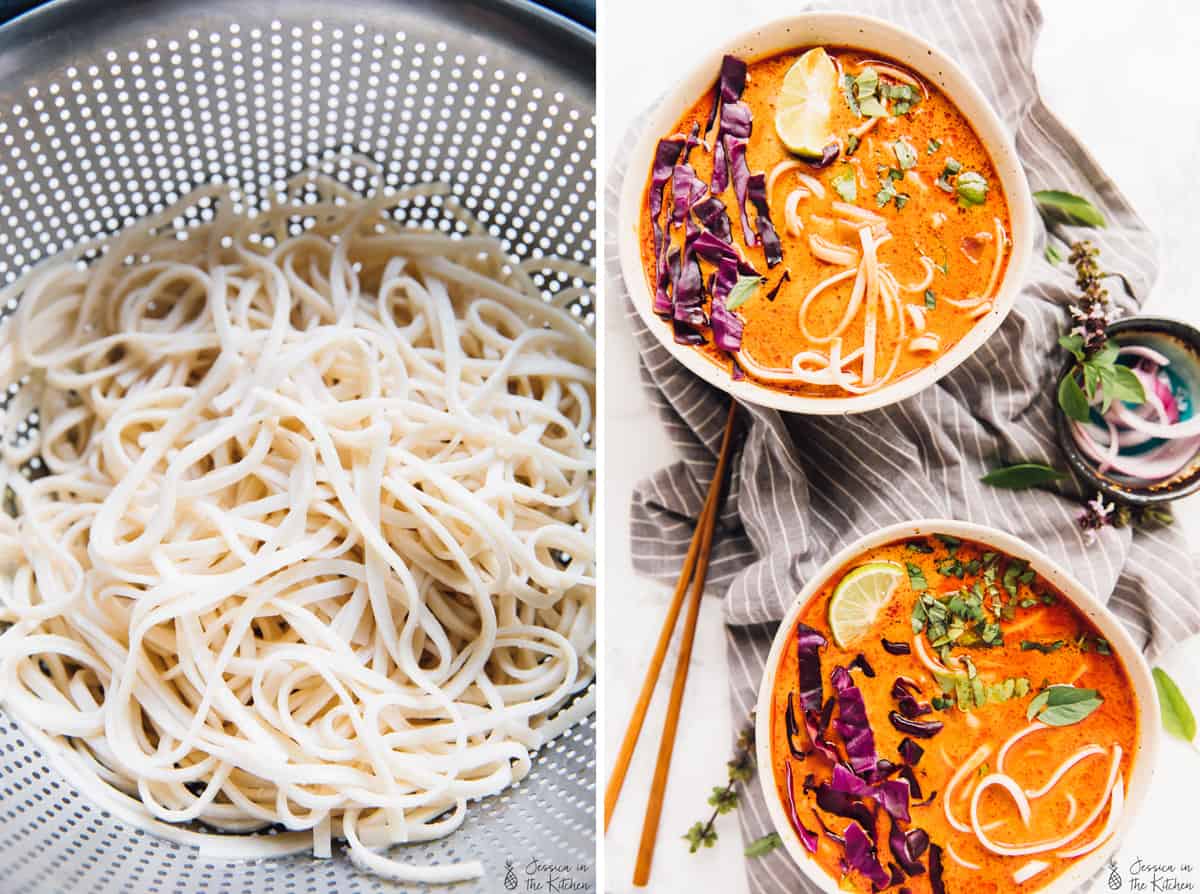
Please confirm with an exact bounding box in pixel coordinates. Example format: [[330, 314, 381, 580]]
[[944, 745, 992, 833], [909, 334, 940, 354], [1055, 774, 1123, 859], [767, 159, 804, 197], [808, 234, 860, 266], [972, 746, 1123, 857], [0, 163, 596, 882], [903, 257, 936, 293], [906, 304, 928, 332], [1013, 860, 1050, 884], [785, 189, 810, 237]]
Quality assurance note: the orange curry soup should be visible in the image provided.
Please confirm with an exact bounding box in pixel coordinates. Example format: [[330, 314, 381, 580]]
[[640, 47, 1012, 398], [768, 534, 1138, 893]]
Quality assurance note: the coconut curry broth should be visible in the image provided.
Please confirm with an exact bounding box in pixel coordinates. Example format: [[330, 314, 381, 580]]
[[640, 47, 1011, 397], [769, 536, 1137, 893]]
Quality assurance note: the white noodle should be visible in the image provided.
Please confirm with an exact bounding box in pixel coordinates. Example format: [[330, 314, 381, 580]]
[[0, 165, 596, 882]]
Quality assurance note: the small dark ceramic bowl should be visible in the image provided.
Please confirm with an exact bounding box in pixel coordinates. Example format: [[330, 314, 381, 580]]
[[1055, 316, 1200, 506]]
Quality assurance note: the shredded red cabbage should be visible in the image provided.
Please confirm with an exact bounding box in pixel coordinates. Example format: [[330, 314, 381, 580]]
[[723, 132, 754, 244], [897, 764, 923, 801], [803, 709, 841, 765], [891, 677, 932, 719], [843, 820, 891, 890], [888, 712, 944, 739], [692, 195, 733, 242], [704, 54, 747, 140], [898, 737, 924, 767], [794, 622, 828, 712], [785, 692, 808, 760], [888, 820, 928, 877], [815, 783, 876, 840], [784, 760, 819, 854], [881, 638, 912, 655], [671, 164, 709, 228], [873, 778, 912, 823], [832, 666, 878, 775], [928, 844, 946, 894], [849, 653, 877, 678], [747, 172, 783, 267], [649, 138, 685, 315]]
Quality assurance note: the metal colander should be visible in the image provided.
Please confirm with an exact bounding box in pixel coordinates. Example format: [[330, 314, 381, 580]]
[[0, 1, 596, 892]]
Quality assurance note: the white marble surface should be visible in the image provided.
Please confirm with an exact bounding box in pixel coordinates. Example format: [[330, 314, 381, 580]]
[[600, 1, 1200, 892]]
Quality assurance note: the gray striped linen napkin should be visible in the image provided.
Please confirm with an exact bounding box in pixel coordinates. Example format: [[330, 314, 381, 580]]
[[605, 0, 1200, 891]]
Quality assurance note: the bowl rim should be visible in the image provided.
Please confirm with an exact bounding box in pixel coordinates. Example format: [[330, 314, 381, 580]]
[[753, 517, 1159, 894], [1055, 315, 1200, 505], [615, 10, 1035, 415]]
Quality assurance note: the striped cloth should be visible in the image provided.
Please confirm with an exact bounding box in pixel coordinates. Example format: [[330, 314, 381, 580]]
[[605, 0, 1200, 891]]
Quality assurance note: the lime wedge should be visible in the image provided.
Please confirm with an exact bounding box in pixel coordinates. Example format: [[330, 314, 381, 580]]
[[775, 47, 837, 161], [827, 561, 904, 647]]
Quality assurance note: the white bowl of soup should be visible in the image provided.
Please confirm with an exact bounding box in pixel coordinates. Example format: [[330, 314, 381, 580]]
[[754, 519, 1158, 894], [616, 14, 1034, 414]]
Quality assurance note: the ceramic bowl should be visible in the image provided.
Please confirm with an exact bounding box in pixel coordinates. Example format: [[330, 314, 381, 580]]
[[1055, 316, 1200, 506], [754, 518, 1159, 894], [616, 12, 1035, 415]]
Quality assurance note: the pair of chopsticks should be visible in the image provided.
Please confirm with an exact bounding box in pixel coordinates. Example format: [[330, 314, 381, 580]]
[[604, 398, 739, 886]]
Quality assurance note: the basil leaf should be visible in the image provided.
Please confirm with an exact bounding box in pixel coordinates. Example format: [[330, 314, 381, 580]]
[[955, 171, 989, 207], [1026, 689, 1050, 721], [1045, 242, 1063, 264], [893, 139, 917, 171], [1103, 363, 1148, 406], [726, 275, 764, 311], [1031, 684, 1103, 727], [858, 96, 887, 118], [906, 562, 928, 591], [1020, 640, 1064, 654], [1153, 667, 1197, 743], [1057, 332, 1086, 361], [1058, 371, 1091, 422], [927, 138, 941, 155], [745, 832, 782, 857], [980, 463, 1067, 490], [924, 289, 936, 309], [1033, 189, 1107, 228], [854, 68, 879, 101], [842, 74, 861, 117], [831, 168, 857, 203]]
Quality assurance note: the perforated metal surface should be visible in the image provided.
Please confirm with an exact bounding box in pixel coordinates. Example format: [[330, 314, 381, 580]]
[[0, 1, 596, 891]]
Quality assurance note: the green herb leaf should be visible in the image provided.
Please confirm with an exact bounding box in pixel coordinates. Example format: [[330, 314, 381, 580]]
[[1028, 684, 1104, 727], [846, 133, 860, 156], [927, 138, 941, 154], [858, 96, 887, 118], [1033, 190, 1107, 228], [708, 785, 739, 814], [854, 68, 879, 101], [842, 74, 862, 117], [726, 275, 764, 311], [906, 562, 929, 591], [1058, 332, 1086, 362], [893, 140, 918, 171], [907, 540, 935, 554], [831, 168, 857, 203], [1100, 363, 1148, 406], [935, 533, 961, 554], [745, 832, 783, 858], [955, 171, 989, 207], [1153, 667, 1197, 743], [1020, 640, 1065, 654], [980, 462, 1068, 490], [1058, 371, 1091, 422], [924, 288, 936, 309], [684, 820, 718, 853], [1045, 242, 1063, 264]]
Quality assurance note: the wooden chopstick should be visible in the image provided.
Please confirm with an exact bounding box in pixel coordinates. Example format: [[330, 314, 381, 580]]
[[627, 400, 738, 886], [603, 399, 738, 829]]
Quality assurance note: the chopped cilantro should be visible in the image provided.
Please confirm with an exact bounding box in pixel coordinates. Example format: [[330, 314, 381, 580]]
[[925, 289, 936, 309]]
